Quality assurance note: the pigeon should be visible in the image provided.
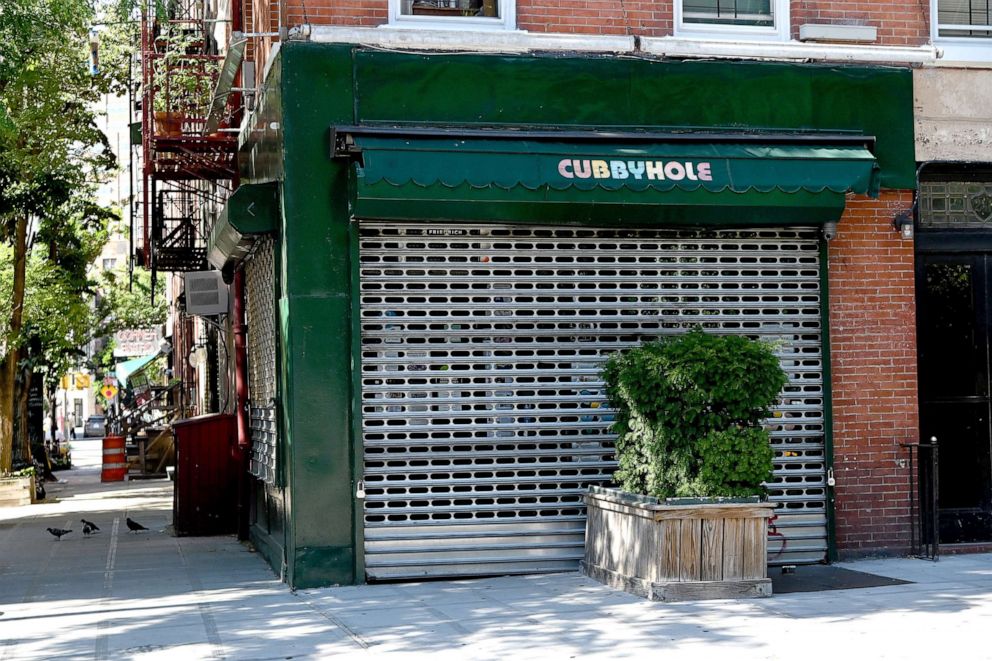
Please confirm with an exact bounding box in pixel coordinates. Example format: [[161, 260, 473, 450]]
[[126, 517, 148, 533], [82, 522, 99, 536], [47, 527, 72, 540], [80, 519, 100, 532]]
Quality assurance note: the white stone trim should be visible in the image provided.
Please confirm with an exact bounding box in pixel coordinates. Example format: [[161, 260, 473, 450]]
[[307, 25, 939, 64], [309, 25, 635, 53], [641, 36, 939, 64], [799, 24, 878, 43]]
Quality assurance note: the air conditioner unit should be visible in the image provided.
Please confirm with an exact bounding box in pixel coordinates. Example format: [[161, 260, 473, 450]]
[[183, 271, 229, 316]]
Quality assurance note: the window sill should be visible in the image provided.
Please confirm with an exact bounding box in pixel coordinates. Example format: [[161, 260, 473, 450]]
[[674, 25, 788, 43], [641, 36, 939, 64], [387, 20, 514, 31], [930, 39, 992, 65], [310, 25, 636, 53]]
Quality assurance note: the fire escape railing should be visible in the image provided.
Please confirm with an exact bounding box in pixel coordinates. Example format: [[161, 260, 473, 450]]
[[139, 9, 241, 281]]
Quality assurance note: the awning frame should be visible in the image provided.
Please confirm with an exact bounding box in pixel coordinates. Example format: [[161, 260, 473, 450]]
[[333, 126, 880, 227], [330, 125, 876, 162]]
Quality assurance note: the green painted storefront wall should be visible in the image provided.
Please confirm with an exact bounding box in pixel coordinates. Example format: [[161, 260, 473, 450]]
[[351, 51, 915, 190], [279, 44, 359, 588], [270, 42, 915, 587], [242, 56, 291, 584]]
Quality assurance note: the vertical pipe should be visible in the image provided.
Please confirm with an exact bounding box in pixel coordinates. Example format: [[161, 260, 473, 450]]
[[233, 271, 249, 449], [233, 270, 251, 540], [908, 444, 915, 556], [127, 52, 135, 291], [141, 3, 151, 267], [930, 436, 940, 560]]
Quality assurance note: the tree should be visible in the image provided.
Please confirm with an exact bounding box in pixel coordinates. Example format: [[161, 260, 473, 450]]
[[0, 0, 118, 473]]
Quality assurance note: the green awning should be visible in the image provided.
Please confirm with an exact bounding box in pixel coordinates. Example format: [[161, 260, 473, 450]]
[[207, 182, 279, 278], [352, 137, 879, 225], [115, 353, 159, 389]]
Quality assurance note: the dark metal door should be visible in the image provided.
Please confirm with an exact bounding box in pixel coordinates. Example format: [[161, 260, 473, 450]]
[[917, 254, 992, 543]]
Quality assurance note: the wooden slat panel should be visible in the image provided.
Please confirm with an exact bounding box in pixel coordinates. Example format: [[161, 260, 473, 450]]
[[660, 519, 681, 582], [722, 518, 744, 580], [742, 517, 766, 579], [634, 511, 658, 580], [700, 518, 723, 581], [680, 518, 701, 581]]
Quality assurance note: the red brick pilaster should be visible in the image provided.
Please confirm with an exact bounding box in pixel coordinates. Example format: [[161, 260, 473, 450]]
[[828, 190, 918, 558]]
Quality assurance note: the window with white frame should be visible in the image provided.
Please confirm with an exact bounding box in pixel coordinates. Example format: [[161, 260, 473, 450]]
[[390, 0, 515, 29], [935, 0, 992, 38], [676, 0, 788, 39], [932, 0, 992, 61]]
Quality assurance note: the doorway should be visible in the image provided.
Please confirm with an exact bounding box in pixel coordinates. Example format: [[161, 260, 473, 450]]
[[917, 253, 992, 543]]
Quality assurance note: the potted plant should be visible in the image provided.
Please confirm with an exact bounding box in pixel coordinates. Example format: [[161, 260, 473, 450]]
[[582, 329, 788, 601], [0, 466, 36, 507], [153, 90, 183, 137], [152, 27, 220, 137]]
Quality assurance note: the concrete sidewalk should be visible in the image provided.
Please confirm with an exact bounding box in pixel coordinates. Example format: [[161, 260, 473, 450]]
[[3, 442, 992, 660]]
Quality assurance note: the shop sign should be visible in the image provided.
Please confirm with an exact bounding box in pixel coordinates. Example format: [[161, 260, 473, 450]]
[[557, 158, 714, 182], [113, 328, 161, 357]]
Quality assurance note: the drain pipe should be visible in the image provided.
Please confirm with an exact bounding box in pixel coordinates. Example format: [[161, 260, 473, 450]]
[[233, 269, 250, 540]]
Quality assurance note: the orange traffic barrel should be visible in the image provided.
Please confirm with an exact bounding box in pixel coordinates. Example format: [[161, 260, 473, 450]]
[[101, 435, 127, 482]]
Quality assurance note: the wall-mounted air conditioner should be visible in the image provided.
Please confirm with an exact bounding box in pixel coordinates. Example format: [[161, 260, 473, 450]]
[[183, 270, 229, 316]]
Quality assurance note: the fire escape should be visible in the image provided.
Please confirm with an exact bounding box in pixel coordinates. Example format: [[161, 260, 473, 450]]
[[138, 0, 240, 279]]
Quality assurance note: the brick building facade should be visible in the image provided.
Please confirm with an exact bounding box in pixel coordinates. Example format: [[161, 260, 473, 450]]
[[171, 0, 992, 586]]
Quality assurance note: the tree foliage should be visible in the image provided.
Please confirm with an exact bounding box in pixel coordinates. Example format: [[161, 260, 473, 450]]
[[603, 330, 788, 499], [0, 0, 127, 472]]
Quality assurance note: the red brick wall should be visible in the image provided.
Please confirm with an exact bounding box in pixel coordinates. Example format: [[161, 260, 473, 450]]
[[286, 0, 386, 27], [828, 190, 918, 558], [274, 0, 927, 44], [791, 0, 930, 46], [519, 0, 671, 35]]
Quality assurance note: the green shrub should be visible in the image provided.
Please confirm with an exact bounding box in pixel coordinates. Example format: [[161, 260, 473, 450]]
[[603, 329, 787, 499]]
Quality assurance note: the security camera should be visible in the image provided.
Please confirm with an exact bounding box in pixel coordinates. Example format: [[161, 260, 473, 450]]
[[822, 221, 838, 242]]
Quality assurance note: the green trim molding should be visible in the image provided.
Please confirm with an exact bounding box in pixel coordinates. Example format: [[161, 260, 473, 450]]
[[261, 42, 918, 588], [350, 49, 915, 191]]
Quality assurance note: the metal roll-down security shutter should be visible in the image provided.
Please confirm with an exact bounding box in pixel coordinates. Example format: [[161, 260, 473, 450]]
[[359, 222, 827, 580]]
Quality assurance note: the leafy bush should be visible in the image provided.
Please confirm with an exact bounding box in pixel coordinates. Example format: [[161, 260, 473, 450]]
[[603, 329, 787, 499]]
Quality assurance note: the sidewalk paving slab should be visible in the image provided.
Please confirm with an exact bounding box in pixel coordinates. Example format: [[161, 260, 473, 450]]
[[4, 438, 992, 659]]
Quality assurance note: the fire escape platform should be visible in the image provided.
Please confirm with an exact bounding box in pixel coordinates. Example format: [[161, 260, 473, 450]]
[[150, 134, 238, 181]]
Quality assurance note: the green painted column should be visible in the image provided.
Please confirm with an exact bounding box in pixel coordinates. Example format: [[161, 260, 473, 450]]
[[280, 43, 360, 587]]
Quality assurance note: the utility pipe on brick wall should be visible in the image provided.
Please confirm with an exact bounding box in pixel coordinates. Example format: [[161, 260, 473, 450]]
[[233, 269, 250, 540], [233, 271, 248, 450]]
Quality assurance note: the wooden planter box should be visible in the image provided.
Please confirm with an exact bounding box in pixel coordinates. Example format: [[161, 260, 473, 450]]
[[583, 486, 775, 602], [0, 475, 35, 507]]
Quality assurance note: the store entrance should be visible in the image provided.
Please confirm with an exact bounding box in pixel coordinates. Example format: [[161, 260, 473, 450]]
[[917, 253, 992, 543]]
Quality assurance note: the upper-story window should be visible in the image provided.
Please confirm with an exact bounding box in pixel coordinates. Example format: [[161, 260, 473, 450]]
[[675, 0, 789, 40], [935, 0, 992, 37], [390, 0, 516, 30], [933, 0, 992, 61]]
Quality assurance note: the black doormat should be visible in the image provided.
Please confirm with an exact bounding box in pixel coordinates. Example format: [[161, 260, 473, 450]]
[[770, 565, 912, 594]]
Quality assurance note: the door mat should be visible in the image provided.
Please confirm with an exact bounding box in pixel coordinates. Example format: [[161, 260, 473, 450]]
[[770, 565, 912, 594]]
